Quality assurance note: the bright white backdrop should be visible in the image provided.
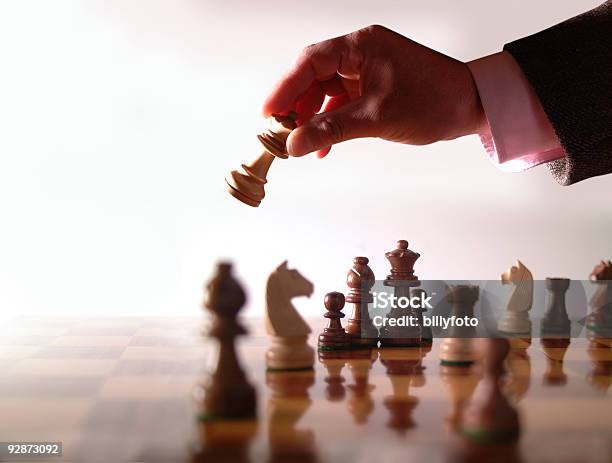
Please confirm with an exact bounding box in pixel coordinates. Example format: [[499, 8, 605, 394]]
[[0, 0, 609, 318]]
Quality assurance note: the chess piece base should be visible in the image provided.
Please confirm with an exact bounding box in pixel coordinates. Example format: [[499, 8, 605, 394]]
[[266, 335, 314, 371], [379, 337, 421, 348], [497, 312, 532, 335], [318, 332, 351, 351], [439, 338, 475, 365], [349, 335, 379, 349], [226, 178, 261, 207]]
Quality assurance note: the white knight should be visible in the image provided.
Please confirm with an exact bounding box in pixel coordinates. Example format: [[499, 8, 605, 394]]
[[499, 260, 533, 335]]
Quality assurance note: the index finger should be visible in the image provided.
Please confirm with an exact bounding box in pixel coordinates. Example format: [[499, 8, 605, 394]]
[[262, 35, 350, 117]]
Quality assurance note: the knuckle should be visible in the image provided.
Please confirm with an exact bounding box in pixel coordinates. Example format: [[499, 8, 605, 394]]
[[301, 43, 317, 57], [349, 24, 389, 47], [362, 24, 388, 38], [365, 24, 386, 34], [299, 38, 338, 63], [317, 116, 345, 144]]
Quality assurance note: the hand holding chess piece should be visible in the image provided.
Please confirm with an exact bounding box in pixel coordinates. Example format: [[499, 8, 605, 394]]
[[226, 112, 297, 207], [195, 262, 256, 421]]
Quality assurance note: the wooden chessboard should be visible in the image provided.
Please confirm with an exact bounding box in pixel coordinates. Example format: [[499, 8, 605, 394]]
[[0, 316, 611, 463]]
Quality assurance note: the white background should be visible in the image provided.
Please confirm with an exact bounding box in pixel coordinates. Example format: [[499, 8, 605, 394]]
[[0, 0, 609, 319]]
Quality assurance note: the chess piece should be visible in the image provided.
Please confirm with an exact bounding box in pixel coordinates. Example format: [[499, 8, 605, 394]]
[[541, 277, 571, 337], [461, 338, 520, 443], [345, 349, 377, 424], [265, 261, 315, 371], [379, 347, 422, 433], [346, 257, 379, 348], [590, 259, 612, 282], [498, 260, 533, 335], [318, 291, 351, 350], [379, 240, 422, 348], [318, 350, 349, 401], [439, 285, 479, 366], [412, 288, 433, 347], [226, 112, 297, 207], [587, 260, 612, 347], [195, 262, 256, 421], [540, 337, 571, 385], [439, 365, 479, 432]]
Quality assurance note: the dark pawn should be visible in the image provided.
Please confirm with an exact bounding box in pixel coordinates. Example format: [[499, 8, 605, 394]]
[[461, 338, 520, 443], [318, 292, 351, 351], [346, 257, 379, 348], [195, 262, 256, 421]]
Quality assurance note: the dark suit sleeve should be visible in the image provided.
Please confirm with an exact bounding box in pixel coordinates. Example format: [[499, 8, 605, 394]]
[[503, 1, 612, 185]]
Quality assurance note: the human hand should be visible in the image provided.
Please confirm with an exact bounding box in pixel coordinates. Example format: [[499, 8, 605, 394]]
[[262, 25, 486, 158]]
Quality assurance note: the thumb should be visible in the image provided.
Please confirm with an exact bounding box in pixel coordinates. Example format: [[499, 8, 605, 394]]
[[286, 97, 375, 157]]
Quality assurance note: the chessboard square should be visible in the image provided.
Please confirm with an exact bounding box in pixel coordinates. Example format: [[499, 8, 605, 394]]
[[5, 317, 80, 328], [112, 358, 202, 376], [0, 398, 92, 438], [120, 346, 207, 361], [33, 346, 126, 359], [73, 317, 145, 326], [0, 335, 57, 346], [563, 346, 612, 361], [51, 336, 132, 347], [0, 375, 105, 398], [11, 359, 118, 376], [1, 326, 70, 337], [134, 327, 201, 338], [80, 398, 191, 432], [71, 398, 193, 461], [65, 325, 141, 336], [99, 376, 195, 399], [128, 336, 202, 347], [140, 317, 200, 329]]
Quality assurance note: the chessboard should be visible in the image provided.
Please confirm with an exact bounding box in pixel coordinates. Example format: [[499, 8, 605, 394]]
[[0, 316, 611, 463]]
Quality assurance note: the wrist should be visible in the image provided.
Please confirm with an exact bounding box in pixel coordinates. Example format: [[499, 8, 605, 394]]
[[459, 62, 487, 136], [444, 62, 487, 140]]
